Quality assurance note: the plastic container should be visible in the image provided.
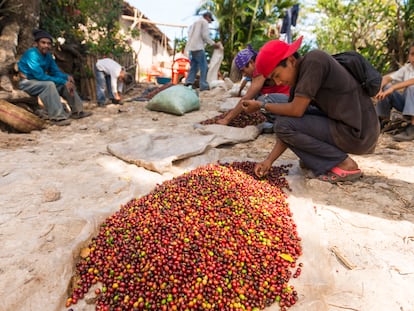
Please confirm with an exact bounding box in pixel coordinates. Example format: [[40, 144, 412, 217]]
[[156, 77, 172, 85]]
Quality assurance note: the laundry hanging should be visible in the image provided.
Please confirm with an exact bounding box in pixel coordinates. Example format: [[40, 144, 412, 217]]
[[280, 4, 300, 43]]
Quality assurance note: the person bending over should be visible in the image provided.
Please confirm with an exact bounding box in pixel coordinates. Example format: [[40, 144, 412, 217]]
[[216, 45, 290, 126], [95, 58, 133, 107], [241, 37, 380, 183]]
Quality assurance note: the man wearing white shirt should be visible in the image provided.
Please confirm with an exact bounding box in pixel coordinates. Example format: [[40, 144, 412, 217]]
[[95, 58, 132, 106], [375, 42, 414, 141], [184, 11, 220, 91]]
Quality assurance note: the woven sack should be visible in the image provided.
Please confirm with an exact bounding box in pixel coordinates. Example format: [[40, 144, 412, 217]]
[[0, 99, 45, 133], [146, 85, 199, 116]]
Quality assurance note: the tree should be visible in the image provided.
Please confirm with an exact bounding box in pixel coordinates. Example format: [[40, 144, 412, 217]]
[[197, 0, 294, 73], [0, 0, 40, 80], [0, 0, 40, 55], [40, 0, 130, 57], [385, 0, 414, 71], [312, 0, 406, 74]]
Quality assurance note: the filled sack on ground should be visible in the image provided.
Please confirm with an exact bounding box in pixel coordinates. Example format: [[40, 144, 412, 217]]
[[146, 85, 199, 116]]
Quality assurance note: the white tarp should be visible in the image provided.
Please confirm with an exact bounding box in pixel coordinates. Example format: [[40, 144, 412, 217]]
[[107, 123, 260, 174]]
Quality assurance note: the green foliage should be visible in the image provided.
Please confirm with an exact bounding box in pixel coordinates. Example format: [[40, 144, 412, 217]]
[[312, 0, 404, 74], [385, 0, 414, 71], [40, 0, 132, 57], [173, 38, 187, 54], [40, 0, 85, 44], [0, 0, 22, 17], [197, 0, 294, 72]]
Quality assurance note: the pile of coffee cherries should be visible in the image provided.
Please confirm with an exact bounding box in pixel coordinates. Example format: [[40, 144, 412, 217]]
[[200, 111, 267, 128], [67, 162, 302, 311]]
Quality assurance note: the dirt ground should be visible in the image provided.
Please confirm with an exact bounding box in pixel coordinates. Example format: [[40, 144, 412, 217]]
[[0, 83, 413, 311]]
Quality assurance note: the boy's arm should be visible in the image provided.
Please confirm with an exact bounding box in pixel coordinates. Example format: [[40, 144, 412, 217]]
[[376, 76, 414, 100], [242, 95, 311, 118], [241, 75, 265, 100], [238, 79, 248, 96], [254, 138, 288, 177], [380, 75, 393, 90], [389, 77, 414, 92]]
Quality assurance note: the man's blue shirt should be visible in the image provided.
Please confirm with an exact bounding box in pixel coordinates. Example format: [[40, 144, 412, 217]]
[[18, 47, 68, 85]]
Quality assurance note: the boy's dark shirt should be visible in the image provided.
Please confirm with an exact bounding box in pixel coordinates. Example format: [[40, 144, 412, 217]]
[[293, 50, 379, 154]]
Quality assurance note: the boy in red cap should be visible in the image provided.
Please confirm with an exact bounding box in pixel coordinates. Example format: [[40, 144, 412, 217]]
[[216, 45, 290, 127], [242, 37, 380, 183]]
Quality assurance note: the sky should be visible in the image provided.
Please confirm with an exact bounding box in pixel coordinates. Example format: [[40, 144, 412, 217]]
[[127, 1, 317, 48], [127, 0, 204, 43]]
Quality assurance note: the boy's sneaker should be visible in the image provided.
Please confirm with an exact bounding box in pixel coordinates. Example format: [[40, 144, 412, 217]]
[[393, 124, 414, 142]]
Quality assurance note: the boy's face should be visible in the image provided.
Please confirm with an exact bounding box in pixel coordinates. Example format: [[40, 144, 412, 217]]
[[408, 46, 414, 65], [268, 56, 296, 87], [240, 60, 255, 78]]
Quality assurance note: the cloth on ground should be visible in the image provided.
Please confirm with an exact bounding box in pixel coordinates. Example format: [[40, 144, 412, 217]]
[[218, 97, 241, 112], [107, 124, 260, 174]]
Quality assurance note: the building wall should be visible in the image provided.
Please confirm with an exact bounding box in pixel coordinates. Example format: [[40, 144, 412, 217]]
[[121, 20, 173, 81]]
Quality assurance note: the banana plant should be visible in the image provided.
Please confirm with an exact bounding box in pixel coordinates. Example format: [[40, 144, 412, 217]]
[[196, 0, 293, 72]]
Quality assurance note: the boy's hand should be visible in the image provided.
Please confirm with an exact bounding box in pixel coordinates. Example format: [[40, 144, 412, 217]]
[[375, 88, 393, 100], [241, 99, 261, 113], [254, 160, 272, 178]]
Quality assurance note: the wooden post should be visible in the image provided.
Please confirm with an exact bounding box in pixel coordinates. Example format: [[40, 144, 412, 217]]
[[86, 55, 97, 102]]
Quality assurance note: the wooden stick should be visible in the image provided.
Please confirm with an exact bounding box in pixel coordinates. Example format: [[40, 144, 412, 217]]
[[121, 15, 187, 29], [331, 246, 357, 270]]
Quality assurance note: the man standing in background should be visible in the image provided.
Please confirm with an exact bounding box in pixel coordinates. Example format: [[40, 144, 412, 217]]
[[185, 11, 220, 91]]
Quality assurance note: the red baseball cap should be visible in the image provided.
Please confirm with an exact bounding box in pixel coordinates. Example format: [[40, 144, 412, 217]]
[[256, 36, 303, 77]]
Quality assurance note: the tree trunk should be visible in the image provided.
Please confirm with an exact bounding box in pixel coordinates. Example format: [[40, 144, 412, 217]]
[[14, 0, 41, 55], [0, 0, 40, 102], [0, 22, 19, 75]]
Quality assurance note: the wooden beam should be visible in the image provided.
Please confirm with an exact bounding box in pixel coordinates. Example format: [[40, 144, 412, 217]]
[[121, 15, 187, 29]]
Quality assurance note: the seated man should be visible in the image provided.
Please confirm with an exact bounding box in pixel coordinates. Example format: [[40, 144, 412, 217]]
[[94, 58, 133, 106], [375, 41, 414, 141], [216, 45, 290, 126], [18, 29, 92, 126]]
